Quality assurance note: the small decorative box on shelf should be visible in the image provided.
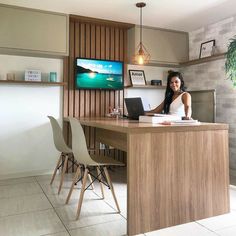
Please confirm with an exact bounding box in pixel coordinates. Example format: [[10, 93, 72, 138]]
[[25, 69, 41, 81]]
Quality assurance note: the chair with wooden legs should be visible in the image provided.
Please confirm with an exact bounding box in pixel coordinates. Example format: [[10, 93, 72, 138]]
[[48, 116, 94, 194], [48, 116, 74, 194], [66, 117, 124, 220]]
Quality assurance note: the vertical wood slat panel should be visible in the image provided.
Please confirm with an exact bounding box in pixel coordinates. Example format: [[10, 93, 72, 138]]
[[90, 24, 96, 148], [119, 29, 124, 61], [95, 25, 101, 117], [105, 27, 110, 114], [69, 22, 75, 117], [91, 24, 96, 59], [84, 23, 91, 147], [119, 29, 124, 114], [100, 26, 106, 117], [105, 26, 110, 60], [79, 23, 86, 118], [101, 26, 105, 59], [115, 28, 120, 61], [110, 27, 115, 60], [96, 25, 101, 59], [65, 17, 131, 162], [74, 22, 80, 117]]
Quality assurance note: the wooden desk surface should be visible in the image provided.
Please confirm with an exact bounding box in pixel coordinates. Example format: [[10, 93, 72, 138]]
[[75, 117, 228, 133]]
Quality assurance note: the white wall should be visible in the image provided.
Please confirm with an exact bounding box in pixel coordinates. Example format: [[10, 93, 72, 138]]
[[0, 55, 63, 179]]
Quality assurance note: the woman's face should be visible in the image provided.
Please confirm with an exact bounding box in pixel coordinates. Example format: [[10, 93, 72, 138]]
[[169, 76, 181, 92]]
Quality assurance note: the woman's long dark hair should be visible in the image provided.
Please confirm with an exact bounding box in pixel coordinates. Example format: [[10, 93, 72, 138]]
[[163, 71, 185, 114]]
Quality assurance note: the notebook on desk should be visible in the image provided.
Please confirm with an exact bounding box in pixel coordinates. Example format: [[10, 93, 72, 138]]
[[124, 97, 145, 120]]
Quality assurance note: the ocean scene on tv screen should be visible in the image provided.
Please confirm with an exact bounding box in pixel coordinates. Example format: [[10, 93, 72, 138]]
[[76, 59, 123, 89]]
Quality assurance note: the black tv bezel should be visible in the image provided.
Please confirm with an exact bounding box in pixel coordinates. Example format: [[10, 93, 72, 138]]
[[75, 57, 124, 90]]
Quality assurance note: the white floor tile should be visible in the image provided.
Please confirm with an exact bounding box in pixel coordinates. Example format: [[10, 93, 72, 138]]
[[0, 182, 42, 199], [0, 176, 36, 186], [1, 170, 235, 236], [0, 193, 52, 218], [216, 225, 236, 236], [37, 178, 73, 196], [46, 183, 101, 207], [104, 196, 127, 219], [197, 211, 236, 231], [69, 218, 127, 236], [41, 231, 70, 236], [92, 181, 127, 199], [35, 173, 74, 182], [145, 222, 218, 236], [0, 209, 66, 236], [55, 196, 124, 230]]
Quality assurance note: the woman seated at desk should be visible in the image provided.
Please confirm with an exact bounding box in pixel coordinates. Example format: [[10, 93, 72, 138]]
[[146, 71, 192, 120]]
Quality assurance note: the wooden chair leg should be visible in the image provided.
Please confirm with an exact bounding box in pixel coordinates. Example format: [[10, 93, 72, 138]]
[[58, 155, 69, 194], [50, 154, 62, 185], [65, 166, 81, 204], [103, 166, 120, 213], [88, 174, 94, 190], [97, 166, 104, 199], [76, 168, 89, 220]]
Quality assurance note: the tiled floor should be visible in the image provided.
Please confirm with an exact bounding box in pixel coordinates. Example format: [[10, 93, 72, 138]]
[[0, 168, 236, 236]]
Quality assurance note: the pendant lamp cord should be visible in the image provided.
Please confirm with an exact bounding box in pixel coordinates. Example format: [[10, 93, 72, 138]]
[[140, 6, 143, 46]]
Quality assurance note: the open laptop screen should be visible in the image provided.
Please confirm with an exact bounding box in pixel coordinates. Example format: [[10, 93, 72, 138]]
[[124, 97, 145, 120]]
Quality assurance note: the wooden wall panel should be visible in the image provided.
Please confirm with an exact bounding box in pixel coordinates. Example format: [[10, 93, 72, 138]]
[[74, 22, 80, 118], [63, 15, 133, 161]]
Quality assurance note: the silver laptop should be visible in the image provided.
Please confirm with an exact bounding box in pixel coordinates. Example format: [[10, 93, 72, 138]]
[[124, 97, 145, 120]]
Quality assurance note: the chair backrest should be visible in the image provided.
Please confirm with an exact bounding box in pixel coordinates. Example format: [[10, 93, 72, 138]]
[[69, 117, 97, 166], [188, 89, 216, 122], [48, 116, 72, 153]]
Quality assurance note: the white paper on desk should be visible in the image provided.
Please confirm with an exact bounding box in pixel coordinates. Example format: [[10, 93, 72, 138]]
[[172, 120, 199, 123], [139, 115, 180, 123], [153, 114, 177, 117]]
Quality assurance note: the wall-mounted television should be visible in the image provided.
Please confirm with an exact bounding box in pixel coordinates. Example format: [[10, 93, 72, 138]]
[[75, 58, 124, 90]]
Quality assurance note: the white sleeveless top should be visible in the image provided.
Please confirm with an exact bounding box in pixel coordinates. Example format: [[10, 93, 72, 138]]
[[169, 92, 185, 117]]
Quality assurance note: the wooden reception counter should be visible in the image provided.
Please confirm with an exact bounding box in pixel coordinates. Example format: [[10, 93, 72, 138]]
[[72, 117, 230, 235]]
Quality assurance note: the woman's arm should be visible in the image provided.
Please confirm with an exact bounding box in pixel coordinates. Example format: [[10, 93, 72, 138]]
[[145, 101, 164, 115], [182, 92, 192, 119]]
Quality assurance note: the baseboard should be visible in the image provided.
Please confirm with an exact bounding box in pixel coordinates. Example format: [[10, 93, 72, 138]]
[[0, 169, 53, 180]]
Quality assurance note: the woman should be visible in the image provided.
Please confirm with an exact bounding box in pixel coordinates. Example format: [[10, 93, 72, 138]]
[[147, 71, 192, 119]]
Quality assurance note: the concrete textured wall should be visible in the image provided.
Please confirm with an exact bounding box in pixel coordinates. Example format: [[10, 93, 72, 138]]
[[181, 16, 236, 174]]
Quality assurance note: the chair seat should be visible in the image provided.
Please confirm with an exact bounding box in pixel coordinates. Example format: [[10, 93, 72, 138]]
[[90, 154, 125, 166]]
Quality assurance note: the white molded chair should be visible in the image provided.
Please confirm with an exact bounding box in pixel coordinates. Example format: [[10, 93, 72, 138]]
[[48, 116, 74, 194], [66, 117, 124, 220]]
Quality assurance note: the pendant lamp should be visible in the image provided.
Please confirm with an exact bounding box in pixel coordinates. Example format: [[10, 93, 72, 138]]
[[133, 2, 150, 65]]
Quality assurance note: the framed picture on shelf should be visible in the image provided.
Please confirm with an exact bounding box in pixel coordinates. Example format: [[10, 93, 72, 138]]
[[199, 40, 215, 58], [129, 70, 146, 86]]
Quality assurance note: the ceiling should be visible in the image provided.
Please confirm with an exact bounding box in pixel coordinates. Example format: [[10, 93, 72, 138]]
[[0, 0, 236, 32]]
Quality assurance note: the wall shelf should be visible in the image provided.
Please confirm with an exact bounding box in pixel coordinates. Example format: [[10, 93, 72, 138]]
[[128, 53, 226, 69], [125, 85, 166, 89], [180, 52, 226, 66], [0, 80, 66, 86], [129, 62, 181, 68]]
